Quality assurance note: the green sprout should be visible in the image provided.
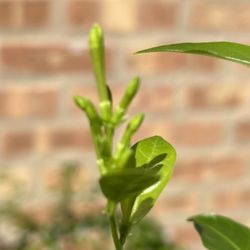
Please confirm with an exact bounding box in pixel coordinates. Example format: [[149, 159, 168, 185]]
[[74, 23, 250, 250], [74, 24, 176, 250]]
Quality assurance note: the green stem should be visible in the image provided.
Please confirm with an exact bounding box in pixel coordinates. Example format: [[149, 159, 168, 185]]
[[89, 121, 102, 159], [107, 201, 123, 250], [105, 126, 114, 156], [74, 96, 104, 160]]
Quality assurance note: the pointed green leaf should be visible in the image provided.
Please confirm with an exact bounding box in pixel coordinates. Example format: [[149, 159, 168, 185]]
[[136, 42, 250, 66], [189, 214, 250, 250], [99, 167, 160, 202], [121, 136, 176, 225]]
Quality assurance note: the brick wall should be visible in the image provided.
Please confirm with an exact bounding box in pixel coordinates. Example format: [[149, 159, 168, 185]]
[[0, 0, 250, 249]]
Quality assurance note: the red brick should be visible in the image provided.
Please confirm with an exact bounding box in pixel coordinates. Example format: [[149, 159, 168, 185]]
[[67, 0, 101, 27], [174, 155, 247, 182], [236, 120, 250, 143], [136, 1, 178, 29], [0, 87, 58, 119], [0, 90, 8, 117], [132, 84, 174, 113], [128, 53, 188, 74], [1, 44, 91, 73], [22, 0, 50, 27], [187, 55, 219, 72], [172, 121, 224, 146], [136, 120, 224, 147], [157, 193, 198, 214], [212, 188, 250, 210], [101, 1, 138, 33], [1, 44, 114, 74], [186, 84, 249, 110], [172, 225, 201, 246], [48, 127, 92, 151], [3, 130, 35, 157], [41, 165, 93, 192], [26, 88, 58, 118], [0, 1, 13, 27], [189, 2, 250, 31], [110, 84, 174, 114]]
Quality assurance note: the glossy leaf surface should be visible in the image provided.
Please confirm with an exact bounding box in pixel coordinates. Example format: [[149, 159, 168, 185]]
[[136, 42, 250, 66], [189, 214, 250, 250], [122, 136, 176, 224], [99, 167, 160, 202]]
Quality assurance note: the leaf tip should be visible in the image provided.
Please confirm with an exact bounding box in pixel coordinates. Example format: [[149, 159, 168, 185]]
[[134, 49, 147, 55]]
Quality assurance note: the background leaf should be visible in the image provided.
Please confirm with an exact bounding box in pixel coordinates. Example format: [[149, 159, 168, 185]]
[[99, 168, 160, 202], [136, 42, 250, 66], [189, 214, 250, 250]]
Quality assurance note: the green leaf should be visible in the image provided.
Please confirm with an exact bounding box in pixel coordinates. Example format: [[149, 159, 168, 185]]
[[99, 167, 160, 202], [122, 136, 176, 224], [136, 42, 250, 66], [189, 214, 250, 250]]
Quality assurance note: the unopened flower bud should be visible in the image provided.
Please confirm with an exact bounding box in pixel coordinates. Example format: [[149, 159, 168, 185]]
[[118, 113, 144, 149], [120, 77, 140, 110], [74, 96, 99, 122], [112, 77, 140, 125], [127, 113, 144, 134], [89, 24, 110, 103]]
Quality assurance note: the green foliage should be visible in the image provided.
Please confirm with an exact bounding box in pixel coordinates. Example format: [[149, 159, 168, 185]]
[[0, 164, 109, 250], [131, 136, 176, 222], [119, 136, 176, 243], [189, 214, 250, 250], [0, 164, 107, 250], [0, 164, 182, 250], [137, 39, 250, 250], [100, 167, 160, 202], [136, 42, 250, 66], [74, 23, 250, 250], [74, 24, 177, 249], [126, 218, 184, 250], [2, 22, 250, 250]]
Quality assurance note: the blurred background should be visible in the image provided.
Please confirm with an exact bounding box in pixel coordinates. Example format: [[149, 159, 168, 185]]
[[0, 0, 250, 249]]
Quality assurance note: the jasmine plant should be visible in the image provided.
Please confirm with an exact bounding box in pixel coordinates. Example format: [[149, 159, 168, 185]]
[[74, 24, 250, 250], [74, 24, 176, 250]]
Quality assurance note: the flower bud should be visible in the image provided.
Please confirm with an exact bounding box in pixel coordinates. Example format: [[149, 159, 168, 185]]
[[74, 96, 99, 122], [127, 113, 144, 134], [89, 24, 104, 61], [120, 76, 140, 110], [112, 77, 140, 125], [118, 113, 144, 149], [89, 24, 109, 103]]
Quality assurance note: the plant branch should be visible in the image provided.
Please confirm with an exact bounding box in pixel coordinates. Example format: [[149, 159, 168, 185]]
[[107, 201, 123, 250]]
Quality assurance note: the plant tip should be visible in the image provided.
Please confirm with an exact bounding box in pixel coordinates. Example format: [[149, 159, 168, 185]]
[[90, 23, 103, 42], [73, 96, 86, 109]]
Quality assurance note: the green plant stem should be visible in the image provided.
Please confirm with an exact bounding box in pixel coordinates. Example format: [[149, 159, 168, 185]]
[[107, 201, 123, 250], [105, 126, 114, 156], [90, 124, 102, 158]]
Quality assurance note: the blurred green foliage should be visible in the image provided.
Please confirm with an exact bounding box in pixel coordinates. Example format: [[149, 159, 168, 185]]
[[0, 164, 184, 250]]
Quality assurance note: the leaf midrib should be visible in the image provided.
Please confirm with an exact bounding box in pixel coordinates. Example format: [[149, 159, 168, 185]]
[[201, 222, 242, 250]]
